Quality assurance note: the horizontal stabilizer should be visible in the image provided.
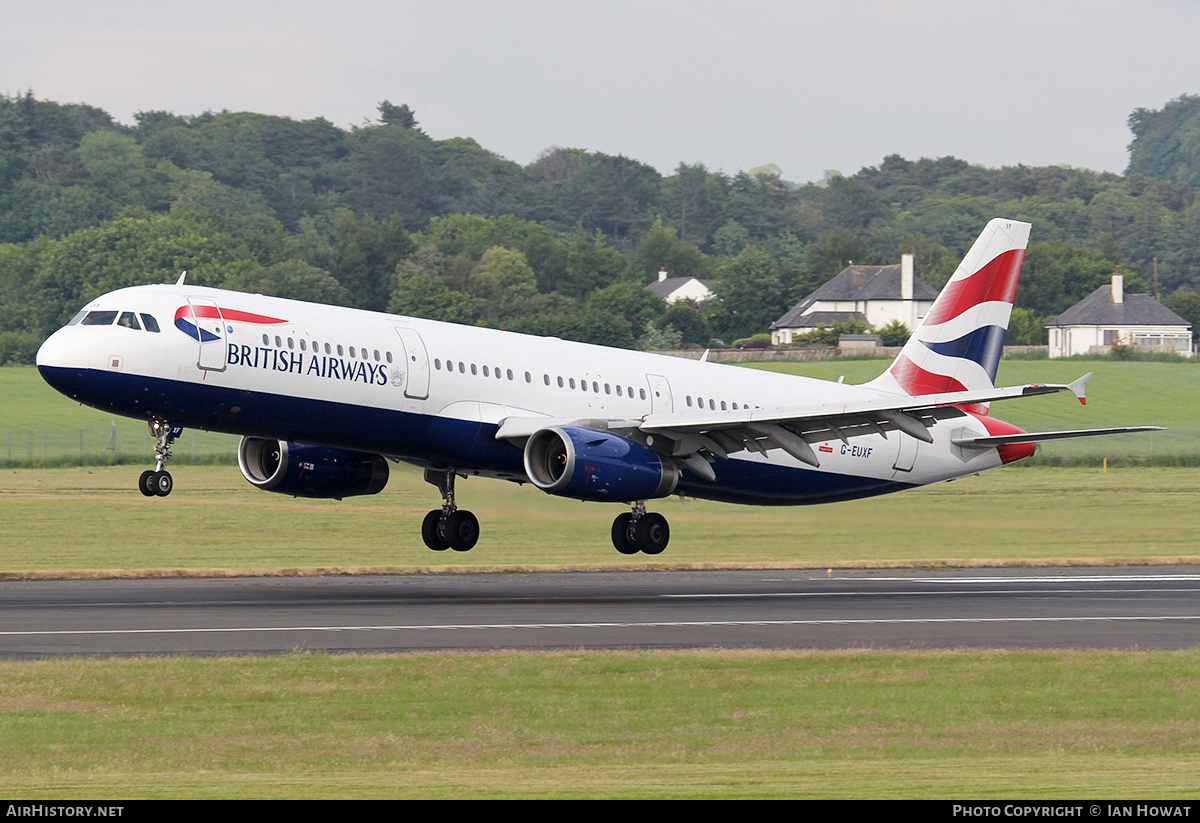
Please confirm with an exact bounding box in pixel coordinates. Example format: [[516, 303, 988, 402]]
[[952, 426, 1165, 449]]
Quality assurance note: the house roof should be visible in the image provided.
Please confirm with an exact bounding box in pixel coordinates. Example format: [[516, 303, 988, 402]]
[[771, 263, 938, 329], [645, 276, 711, 300], [1047, 285, 1190, 328]]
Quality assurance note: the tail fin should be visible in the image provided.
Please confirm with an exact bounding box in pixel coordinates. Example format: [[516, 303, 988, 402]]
[[868, 218, 1031, 400]]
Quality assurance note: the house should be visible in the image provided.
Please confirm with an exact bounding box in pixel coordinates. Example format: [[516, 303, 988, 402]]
[[645, 268, 713, 304], [1046, 273, 1193, 358], [769, 253, 938, 345]]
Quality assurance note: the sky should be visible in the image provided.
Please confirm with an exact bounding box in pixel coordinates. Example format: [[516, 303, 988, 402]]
[[5, 0, 1200, 185]]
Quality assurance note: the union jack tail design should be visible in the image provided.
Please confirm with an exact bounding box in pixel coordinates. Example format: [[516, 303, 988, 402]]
[[868, 218, 1031, 407]]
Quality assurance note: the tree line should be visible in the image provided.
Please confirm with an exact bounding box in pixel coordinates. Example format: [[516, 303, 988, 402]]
[[3, 91, 1200, 365]]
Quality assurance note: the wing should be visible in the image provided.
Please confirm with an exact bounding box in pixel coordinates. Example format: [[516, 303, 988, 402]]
[[495, 373, 1152, 482]]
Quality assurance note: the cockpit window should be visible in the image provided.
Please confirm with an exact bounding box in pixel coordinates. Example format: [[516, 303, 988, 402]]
[[81, 311, 118, 326], [67, 309, 88, 326], [140, 314, 160, 333], [117, 312, 141, 330]]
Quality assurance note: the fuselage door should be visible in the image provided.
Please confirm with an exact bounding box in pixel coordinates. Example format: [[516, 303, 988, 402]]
[[187, 297, 227, 372], [646, 374, 674, 414], [893, 433, 919, 472], [394, 327, 430, 400]]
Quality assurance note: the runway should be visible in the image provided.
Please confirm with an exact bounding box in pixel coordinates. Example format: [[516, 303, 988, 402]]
[[2, 566, 1200, 657]]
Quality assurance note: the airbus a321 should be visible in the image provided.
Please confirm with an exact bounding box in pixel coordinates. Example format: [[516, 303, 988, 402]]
[[36, 219, 1159, 554]]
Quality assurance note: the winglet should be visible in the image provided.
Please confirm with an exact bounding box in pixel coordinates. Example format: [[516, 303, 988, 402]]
[[1067, 372, 1093, 405], [176, 270, 187, 286]]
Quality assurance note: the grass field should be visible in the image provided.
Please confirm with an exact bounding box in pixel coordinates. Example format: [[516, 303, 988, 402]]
[[3, 650, 1200, 799], [3, 463, 1200, 573]]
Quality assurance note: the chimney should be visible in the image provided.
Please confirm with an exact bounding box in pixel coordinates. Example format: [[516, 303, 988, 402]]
[[658, 267, 668, 282], [901, 253, 914, 301], [1112, 267, 1123, 305]]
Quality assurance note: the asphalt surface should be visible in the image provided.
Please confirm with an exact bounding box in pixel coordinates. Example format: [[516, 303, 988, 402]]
[[2, 566, 1199, 657]]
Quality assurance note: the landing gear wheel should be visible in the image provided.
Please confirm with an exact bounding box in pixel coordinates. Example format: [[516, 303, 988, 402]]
[[152, 470, 173, 497], [140, 470, 172, 497], [634, 512, 669, 555], [611, 513, 638, 555], [444, 510, 480, 552], [422, 510, 449, 551]]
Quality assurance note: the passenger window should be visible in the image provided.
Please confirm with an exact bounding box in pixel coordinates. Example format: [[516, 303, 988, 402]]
[[117, 312, 141, 330], [140, 314, 160, 333], [81, 311, 118, 326], [483, 365, 490, 377]]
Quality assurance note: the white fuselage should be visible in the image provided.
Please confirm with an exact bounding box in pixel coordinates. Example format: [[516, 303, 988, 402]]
[[36, 284, 1005, 506]]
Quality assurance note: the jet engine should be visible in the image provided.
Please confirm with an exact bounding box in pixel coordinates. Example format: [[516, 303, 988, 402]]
[[237, 437, 389, 500], [522, 426, 679, 502]]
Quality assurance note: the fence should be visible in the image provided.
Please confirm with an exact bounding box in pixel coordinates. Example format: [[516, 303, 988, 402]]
[[1, 421, 240, 467]]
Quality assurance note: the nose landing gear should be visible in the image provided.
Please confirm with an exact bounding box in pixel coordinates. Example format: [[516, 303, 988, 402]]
[[138, 419, 178, 497]]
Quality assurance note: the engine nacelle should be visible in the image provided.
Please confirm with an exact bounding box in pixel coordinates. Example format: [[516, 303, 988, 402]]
[[237, 437, 389, 500], [523, 426, 679, 502]]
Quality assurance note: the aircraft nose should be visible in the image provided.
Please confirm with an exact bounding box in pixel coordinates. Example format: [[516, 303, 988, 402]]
[[36, 327, 86, 370], [36, 327, 94, 400]]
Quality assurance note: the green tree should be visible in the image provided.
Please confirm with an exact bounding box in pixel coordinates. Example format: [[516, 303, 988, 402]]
[[661, 302, 711, 346], [468, 246, 538, 308], [877, 319, 910, 346], [1127, 95, 1200, 188], [1164, 289, 1200, 330], [377, 101, 417, 129], [223, 259, 349, 305], [711, 247, 788, 341], [388, 273, 482, 324], [328, 212, 413, 311]]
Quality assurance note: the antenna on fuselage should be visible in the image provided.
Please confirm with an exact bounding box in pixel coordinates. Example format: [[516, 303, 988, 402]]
[[176, 271, 187, 285]]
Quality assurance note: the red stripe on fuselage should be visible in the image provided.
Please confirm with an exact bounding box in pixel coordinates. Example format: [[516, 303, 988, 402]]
[[175, 306, 287, 324], [923, 248, 1025, 326]]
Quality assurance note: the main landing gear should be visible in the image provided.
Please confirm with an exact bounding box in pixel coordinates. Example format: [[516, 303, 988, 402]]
[[421, 469, 480, 552], [138, 419, 177, 497], [611, 503, 670, 555]]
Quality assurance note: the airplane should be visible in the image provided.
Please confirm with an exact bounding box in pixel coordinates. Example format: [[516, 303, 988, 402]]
[[35, 218, 1160, 555]]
